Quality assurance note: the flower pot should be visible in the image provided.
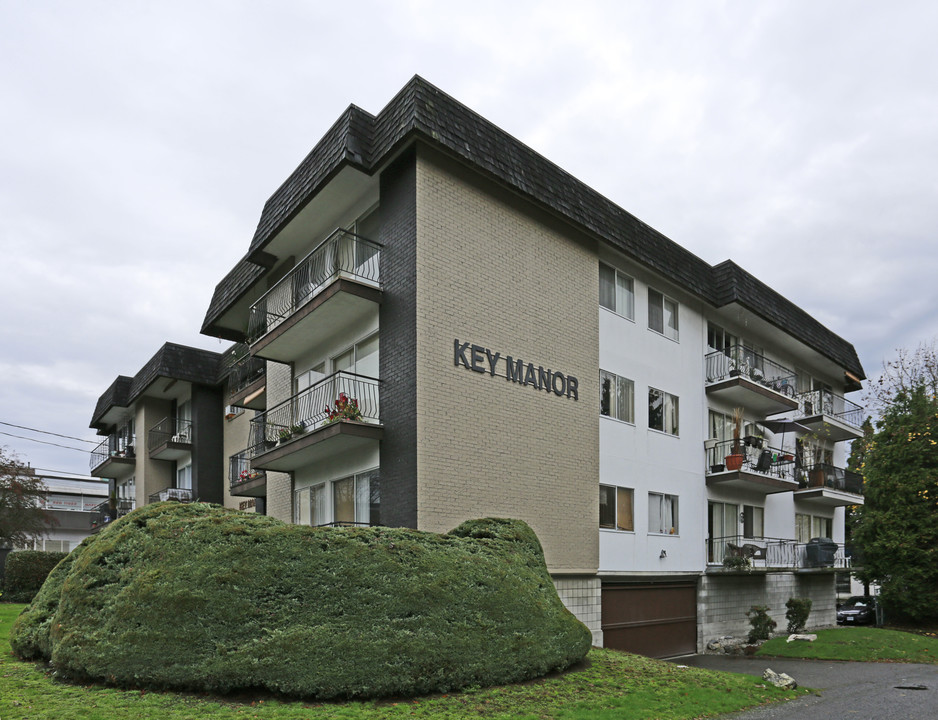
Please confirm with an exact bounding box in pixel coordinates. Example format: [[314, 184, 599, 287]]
[[725, 454, 744, 471], [710, 463, 725, 473]]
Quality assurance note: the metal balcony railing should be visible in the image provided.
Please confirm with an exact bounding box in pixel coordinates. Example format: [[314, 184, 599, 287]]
[[223, 343, 266, 398], [229, 449, 266, 487], [705, 345, 797, 395], [89, 438, 109, 472], [797, 390, 864, 429], [802, 463, 864, 494], [147, 488, 194, 504], [89, 499, 134, 530], [708, 535, 851, 569], [89, 436, 135, 471], [249, 371, 380, 455], [148, 417, 193, 448], [706, 438, 796, 483], [247, 229, 381, 344]]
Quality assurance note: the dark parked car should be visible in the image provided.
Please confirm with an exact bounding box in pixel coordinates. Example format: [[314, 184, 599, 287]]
[[837, 596, 876, 625]]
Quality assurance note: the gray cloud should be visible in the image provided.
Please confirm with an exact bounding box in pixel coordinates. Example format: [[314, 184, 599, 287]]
[[2, 0, 935, 474]]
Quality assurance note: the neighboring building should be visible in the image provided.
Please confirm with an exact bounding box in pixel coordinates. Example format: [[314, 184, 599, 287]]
[[93, 76, 867, 656], [12, 475, 108, 552]]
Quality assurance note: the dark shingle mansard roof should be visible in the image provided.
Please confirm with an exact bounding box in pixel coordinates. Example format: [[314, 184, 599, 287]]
[[202, 75, 864, 381], [202, 258, 267, 339], [90, 376, 133, 431], [90, 343, 224, 430]]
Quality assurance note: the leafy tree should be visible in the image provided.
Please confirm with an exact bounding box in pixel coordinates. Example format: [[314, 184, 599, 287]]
[[851, 385, 938, 621], [0, 449, 54, 548], [868, 338, 938, 413]]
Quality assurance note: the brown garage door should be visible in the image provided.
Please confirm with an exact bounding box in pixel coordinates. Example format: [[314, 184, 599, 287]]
[[601, 581, 697, 658]]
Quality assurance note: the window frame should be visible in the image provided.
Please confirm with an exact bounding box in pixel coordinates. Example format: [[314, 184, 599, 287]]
[[648, 387, 680, 436], [599, 484, 634, 532], [743, 505, 764, 539], [599, 262, 635, 320], [294, 468, 380, 527], [648, 287, 679, 341], [648, 492, 679, 535], [600, 370, 635, 424]]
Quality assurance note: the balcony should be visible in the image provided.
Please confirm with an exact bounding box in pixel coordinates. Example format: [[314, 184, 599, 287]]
[[224, 344, 266, 409], [705, 439, 800, 494], [795, 390, 865, 442], [250, 371, 382, 473], [795, 463, 864, 507], [247, 229, 382, 363], [229, 448, 267, 497], [89, 438, 136, 480], [147, 487, 194, 504], [707, 535, 852, 571], [705, 346, 798, 416], [148, 418, 193, 461], [89, 499, 135, 532]]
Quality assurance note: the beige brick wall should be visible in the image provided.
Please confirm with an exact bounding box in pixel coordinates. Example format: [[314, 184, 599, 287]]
[[134, 397, 173, 506], [221, 408, 253, 510], [264, 359, 294, 522], [414, 147, 600, 574]]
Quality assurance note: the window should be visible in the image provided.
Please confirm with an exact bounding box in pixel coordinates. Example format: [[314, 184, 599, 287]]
[[116, 419, 135, 452], [294, 470, 380, 527], [648, 288, 679, 340], [118, 477, 136, 510], [812, 515, 833, 539], [599, 263, 634, 319], [176, 400, 192, 441], [743, 505, 764, 539], [795, 513, 811, 543], [707, 323, 738, 353], [600, 371, 634, 423], [333, 332, 379, 378], [796, 513, 832, 542], [708, 501, 737, 562], [648, 492, 678, 534], [351, 206, 381, 281], [648, 388, 679, 435], [599, 485, 634, 531], [296, 362, 325, 394], [177, 463, 192, 490]]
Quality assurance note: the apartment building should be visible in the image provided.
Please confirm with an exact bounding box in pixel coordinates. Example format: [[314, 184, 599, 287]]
[[92, 76, 866, 657], [88, 342, 259, 523]]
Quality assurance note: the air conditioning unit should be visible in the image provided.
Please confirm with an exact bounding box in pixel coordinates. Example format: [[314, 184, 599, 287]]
[[225, 405, 239, 420]]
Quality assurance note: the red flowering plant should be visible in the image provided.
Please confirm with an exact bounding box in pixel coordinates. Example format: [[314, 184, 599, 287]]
[[323, 392, 363, 424], [238, 469, 260, 482]]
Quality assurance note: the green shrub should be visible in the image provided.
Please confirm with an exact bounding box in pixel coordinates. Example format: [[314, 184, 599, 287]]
[[785, 597, 813, 633], [746, 605, 777, 643], [3, 550, 69, 603], [11, 504, 591, 699]]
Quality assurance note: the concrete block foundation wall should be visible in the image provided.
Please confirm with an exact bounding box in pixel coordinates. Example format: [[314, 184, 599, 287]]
[[698, 572, 837, 646], [553, 576, 603, 647]]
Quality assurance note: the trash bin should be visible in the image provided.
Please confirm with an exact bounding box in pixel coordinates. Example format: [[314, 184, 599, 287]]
[[805, 537, 837, 567]]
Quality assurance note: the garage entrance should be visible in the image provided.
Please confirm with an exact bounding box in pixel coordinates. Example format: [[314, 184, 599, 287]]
[[601, 580, 698, 658]]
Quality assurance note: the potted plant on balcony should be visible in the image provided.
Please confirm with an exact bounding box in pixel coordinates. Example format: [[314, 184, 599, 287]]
[[277, 428, 293, 445], [324, 393, 363, 425], [290, 422, 306, 436], [725, 407, 745, 471]]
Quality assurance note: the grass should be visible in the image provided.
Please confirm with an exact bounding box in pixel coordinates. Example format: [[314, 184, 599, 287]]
[[757, 626, 938, 664], [0, 603, 804, 720]]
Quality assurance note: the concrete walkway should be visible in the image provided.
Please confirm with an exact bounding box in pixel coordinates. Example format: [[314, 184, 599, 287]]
[[671, 654, 938, 720]]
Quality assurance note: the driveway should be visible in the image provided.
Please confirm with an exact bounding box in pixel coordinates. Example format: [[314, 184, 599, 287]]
[[671, 654, 938, 720]]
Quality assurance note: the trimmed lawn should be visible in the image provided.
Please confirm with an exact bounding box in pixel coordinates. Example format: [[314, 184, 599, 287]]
[[757, 627, 938, 664], [0, 603, 805, 720]]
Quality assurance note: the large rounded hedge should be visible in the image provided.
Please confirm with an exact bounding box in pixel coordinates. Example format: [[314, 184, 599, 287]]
[[10, 503, 591, 698]]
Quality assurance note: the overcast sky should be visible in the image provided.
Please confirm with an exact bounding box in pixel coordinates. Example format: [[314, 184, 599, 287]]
[[2, 1, 936, 478]]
